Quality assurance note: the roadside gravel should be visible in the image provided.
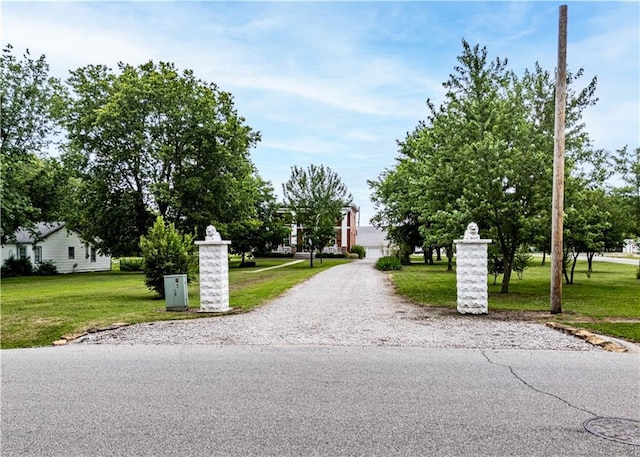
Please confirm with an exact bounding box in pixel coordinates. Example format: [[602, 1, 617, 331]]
[[76, 259, 598, 350]]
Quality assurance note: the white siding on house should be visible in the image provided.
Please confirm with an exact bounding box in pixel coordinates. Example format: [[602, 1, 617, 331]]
[[35, 229, 110, 273], [1, 244, 33, 264], [1, 223, 111, 274]]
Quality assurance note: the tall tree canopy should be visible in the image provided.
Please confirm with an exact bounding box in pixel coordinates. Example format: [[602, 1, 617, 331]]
[[0, 45, 67, 237], [226, 176, 291, 264], [61, 61, 260, 256], [370, 40, 599, 292], [283, 164, 352, 267]]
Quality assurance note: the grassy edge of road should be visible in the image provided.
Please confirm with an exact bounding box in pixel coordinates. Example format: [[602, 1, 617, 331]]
[[389, 259, 640, 343], [0, 258, 350, 349]]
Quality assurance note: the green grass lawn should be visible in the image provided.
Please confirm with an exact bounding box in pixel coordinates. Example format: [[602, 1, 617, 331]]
[[390, 259, 640, 343], [0, 258, 348, 349]]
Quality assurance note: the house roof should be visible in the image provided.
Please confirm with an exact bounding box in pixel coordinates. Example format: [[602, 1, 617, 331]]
[[10, 222, 67, 244]]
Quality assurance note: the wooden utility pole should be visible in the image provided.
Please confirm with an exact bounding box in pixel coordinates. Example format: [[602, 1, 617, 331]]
[[550, 5, 568, 314]]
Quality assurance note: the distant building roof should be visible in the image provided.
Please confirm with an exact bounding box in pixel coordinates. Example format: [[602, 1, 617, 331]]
[[8, 221, 67, 244], [356, 226, 389, 247]]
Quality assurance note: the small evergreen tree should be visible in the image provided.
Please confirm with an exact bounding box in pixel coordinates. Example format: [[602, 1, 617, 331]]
[[513, 246, 533, 279], [140, 216, 195, 298]]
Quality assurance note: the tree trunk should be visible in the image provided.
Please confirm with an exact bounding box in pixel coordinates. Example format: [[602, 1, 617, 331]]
[[500, 255, 513, 293], [241, 252, 246, 265], [587, 251, 594, 273], [569, 252, 579, 284], [447, 243, 453, 271], [436, 247, 442, 261], [424, 248, 433, 265], [541, 251, 546, 266], [562, 250, 570, 284]]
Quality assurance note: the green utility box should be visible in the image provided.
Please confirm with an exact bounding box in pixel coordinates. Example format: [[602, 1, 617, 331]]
[[164, 274, 188, 311]]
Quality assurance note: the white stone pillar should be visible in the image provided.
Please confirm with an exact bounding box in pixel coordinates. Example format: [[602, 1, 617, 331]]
[[195, 225, 231, 313], [454, 223, 492, 315]]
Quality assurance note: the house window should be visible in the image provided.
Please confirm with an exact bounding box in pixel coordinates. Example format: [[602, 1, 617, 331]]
[[68, 247, 75, 259], [34, 246, 42, 263], [91, 247, 97, 263], [18, 246, 27, 260]]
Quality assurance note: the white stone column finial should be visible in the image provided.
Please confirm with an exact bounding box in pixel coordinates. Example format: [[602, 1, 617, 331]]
[[454, 223, 492, 315]]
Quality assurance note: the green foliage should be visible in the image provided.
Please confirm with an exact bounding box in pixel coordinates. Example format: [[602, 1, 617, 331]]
[[283, 164, 352, 267], [317, 252, 348, 259], [376, 256, 402, 271], [226, 177, 291, 263], [369, 40, 599, 295], [253, 252, 294, 259], [34, 260, 58, 276], [1, 256, 33, 277], [0, 44, 68, 236], [562, 185, 612, 284], [612, 146, 640, 240], [513, 246, 533, 280], [119, 258, 144, 272], [487, 245, 504, 285], [139, 216, 195, 298], [350, 245, 366, 259], [61, 60, 260, 256]]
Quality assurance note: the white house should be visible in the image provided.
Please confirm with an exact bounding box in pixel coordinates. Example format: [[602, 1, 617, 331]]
[[1, 222, 111, 274]]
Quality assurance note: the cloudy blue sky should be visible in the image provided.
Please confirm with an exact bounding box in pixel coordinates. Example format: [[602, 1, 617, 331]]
[[3, 1, 638, 224]]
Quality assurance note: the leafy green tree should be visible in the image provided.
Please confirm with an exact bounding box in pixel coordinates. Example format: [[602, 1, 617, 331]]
[[283, 164, 352, 267], [61, 61, 260, 255], [369, 160, 425, 265], [513, 245, 533, 280], [612, 146, 640, 241], [0, 44, 67, 236], [562, 184, 611, 284], [371, 40, 598, 292], [140, 216, 195, 298], [226, 177, 291, 264]]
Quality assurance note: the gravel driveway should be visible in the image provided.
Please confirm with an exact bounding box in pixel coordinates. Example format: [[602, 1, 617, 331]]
[[78, 259, 597, 350]]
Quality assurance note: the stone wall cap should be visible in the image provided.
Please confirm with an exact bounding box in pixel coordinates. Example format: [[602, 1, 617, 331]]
[[454, 239, 492, 244], [195, 240, 232, 245]]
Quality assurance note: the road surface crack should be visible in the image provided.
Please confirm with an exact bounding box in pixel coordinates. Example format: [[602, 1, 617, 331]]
[[481, 350, 598, 417]]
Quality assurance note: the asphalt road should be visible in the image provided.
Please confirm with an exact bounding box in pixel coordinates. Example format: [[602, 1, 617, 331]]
[[2, 345, 639, 456]]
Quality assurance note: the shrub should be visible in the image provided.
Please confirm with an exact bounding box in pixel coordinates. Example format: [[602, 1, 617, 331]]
[[317, 252, 348, 259], [488, 245, 504, 285], [119, 257, 144, 272], [375, 256, 402, 271], [350, 245, 366, 259], [513, 246, 533, 279], [239, 261, 257, 268], [1, 256, 33, 277], [34, 260, 58, 276], [253, 252, 294, 258], [140, 216, 195, 298]]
